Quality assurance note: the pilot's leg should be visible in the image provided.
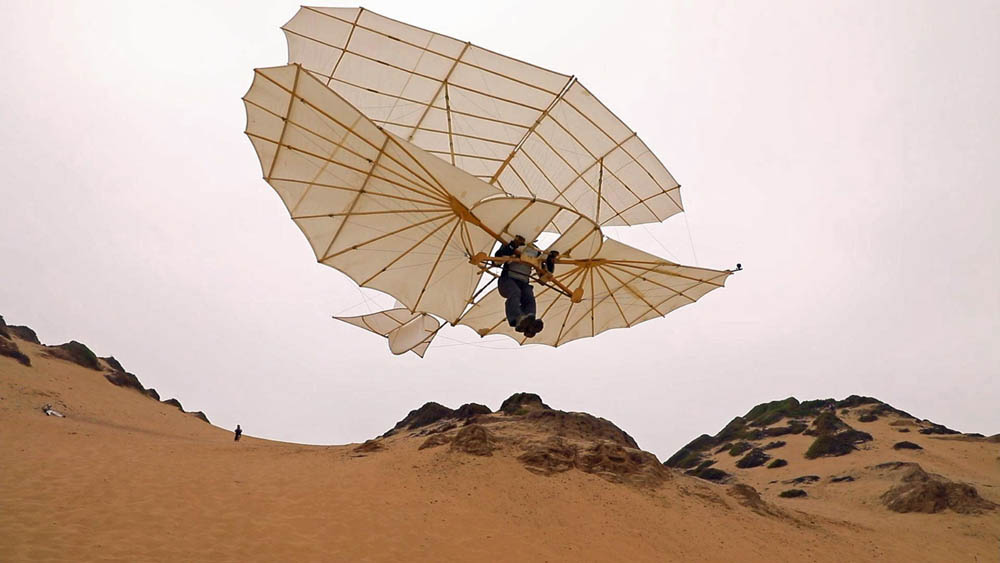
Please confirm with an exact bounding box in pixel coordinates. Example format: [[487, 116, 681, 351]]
[[521, 282, 536, 320], [498, 276, 523, 327]]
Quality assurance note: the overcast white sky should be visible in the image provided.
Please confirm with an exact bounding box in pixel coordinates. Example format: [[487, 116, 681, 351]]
[[2, 1, 997, 457]]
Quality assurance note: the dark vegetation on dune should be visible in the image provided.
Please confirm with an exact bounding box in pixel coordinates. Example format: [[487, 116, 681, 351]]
[[665, 396, 892, 473], [735, 448, 771, 469], [893, 441, 923, 450], [779, 489, 807, 498]]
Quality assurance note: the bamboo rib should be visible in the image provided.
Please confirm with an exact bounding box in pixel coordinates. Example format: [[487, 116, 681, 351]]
[[558, 264, 657, 340], [246, 130, 448, 206], [386, 136, 452, 198], [249, 72, 453, 200], [412, 220, 462, 311], [425, 150, 506, 162], [599, 267, 666, 319], [528, 266, 589, 345], [407, 42, 471, 143], [553, 267, 589, 345], [376, 121, 518, 146], [295, 8, 569, 95], [265, 64, 302, 181], [561, 86, 683, 205], [324, 8, 363, 87], [292, 207, 447, 220], [488, 76, 576, 184], [321, 136, 391, 261], [288, 114, 361, 217], [271, 177, 448, 208], [503, 160, 538, 199], [589, 263, 596, 336], [444, 82, 456, 165], [289, 34, 552, 115], [539, 113, 660, 222], [323, 74, 535, 130], [522, 126, 625, 221], [359, 216, 458, 286], [323, 212, 453, 261], [603, 263, 697, 304], [595, 267, 630, 328], [554, 133, 637, 201], [596, 159, 604, 221], [606, 261, 728, 288]]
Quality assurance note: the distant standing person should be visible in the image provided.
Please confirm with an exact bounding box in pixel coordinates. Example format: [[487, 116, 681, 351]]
[[234, 424, 242, 442]]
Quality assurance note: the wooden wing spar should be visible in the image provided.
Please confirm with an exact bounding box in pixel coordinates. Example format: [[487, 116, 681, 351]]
[[244, 8, 736, 356]]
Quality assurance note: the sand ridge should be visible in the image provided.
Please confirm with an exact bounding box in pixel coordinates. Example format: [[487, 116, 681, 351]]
[[2, 329, 998, 562]]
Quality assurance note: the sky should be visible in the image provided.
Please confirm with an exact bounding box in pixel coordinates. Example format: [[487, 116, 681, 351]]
[[1, 0, 998, 458]]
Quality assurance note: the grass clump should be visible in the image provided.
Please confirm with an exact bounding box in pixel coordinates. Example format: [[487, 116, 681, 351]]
[[728, 441, 752, 456], [805, 434, 856, 459], [779, 489, 807, 498], [768, 458, 788, 469]]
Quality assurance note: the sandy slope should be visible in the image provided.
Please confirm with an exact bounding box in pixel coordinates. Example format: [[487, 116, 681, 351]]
[[1, 335, 997, 562]]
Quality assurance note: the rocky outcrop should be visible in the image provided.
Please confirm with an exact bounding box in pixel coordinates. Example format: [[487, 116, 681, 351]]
[[893, 441, 922, 450], [8, 325, 40, 344], [354, 439, 385, 453], [579, 442, 669, 487], [522, 409, 639, 449], [918, 423, 961, 435], [449, 424, 497, 456], [499, 392, 550, 414], [384, 402, 454, 436], [875, 462, 997, 514], [518, 437, 579, 475], [454, 403, 491, 419], [189, 411, 211, 424], [0, 336, 31, 366], [101, 357, 160, 400], [418, 433, 452, 450], [44, 341, 101, 370]]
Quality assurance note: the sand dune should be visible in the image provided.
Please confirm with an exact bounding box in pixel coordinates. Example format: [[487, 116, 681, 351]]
[[1, 324, 997, 562]]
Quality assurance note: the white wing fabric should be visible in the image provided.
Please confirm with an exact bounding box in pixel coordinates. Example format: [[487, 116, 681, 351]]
[[458, 238, 732, 347], [335, 308, 439, 357], [282, 7, 682, 232], [243, 63, 501, 323]]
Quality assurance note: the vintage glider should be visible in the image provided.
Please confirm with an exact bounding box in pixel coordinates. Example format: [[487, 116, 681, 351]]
[[244, 9, 736, 356]]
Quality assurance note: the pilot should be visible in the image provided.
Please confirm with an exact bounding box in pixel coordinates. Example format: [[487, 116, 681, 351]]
[[494, 236, 557, 338]]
